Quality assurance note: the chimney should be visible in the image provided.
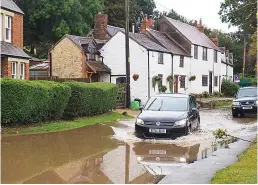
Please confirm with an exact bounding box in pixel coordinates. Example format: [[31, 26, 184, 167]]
[[141, 17, 149, 33], [193, 20, 198, 27], [197, 18, 204, 33], [93, 12, 109, 40], [148, 15, 153, 29], [210, 30, 218, 46]]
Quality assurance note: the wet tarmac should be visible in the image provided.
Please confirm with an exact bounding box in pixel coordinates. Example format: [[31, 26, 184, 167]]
[[1, 109, 257, 184]]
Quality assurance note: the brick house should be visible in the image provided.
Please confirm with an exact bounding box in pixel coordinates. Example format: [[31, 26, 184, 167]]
[[1, 0, 30, 79]]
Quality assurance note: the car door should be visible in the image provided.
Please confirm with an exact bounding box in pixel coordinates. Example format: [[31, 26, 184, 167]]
[[189, 96, 198, 129]]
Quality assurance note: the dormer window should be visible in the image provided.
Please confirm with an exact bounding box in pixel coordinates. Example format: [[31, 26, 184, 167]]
[[5, 15, 11, 42]]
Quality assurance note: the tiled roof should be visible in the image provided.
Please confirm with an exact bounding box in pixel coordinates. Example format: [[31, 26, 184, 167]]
[[147, 29, 191, 56], [66, 34, 92, 48], [1, 41, 30, 59], [219, 47, 226, 54], [1, 0, 24, 14], [29, 56, 43, 62], [164, 17, 220, 51], [128, 32, 170, 53], [30, 62, 49, 70], [86, 60, 111, 73], [106, 25, 125, 37]]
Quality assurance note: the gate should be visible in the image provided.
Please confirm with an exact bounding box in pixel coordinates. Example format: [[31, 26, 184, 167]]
[[116, 84, 126, 108]]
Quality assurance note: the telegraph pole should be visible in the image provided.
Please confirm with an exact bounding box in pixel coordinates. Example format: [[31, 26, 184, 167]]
[[125, 0, 131, 108], [242, 36, 246, 78]]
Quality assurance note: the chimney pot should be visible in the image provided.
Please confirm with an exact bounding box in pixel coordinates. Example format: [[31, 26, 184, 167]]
[[199, 18, 202, 26]]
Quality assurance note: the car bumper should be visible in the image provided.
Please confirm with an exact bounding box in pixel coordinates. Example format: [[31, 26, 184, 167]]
[[232, 106, 257, 114], [135, 124, 186, 139]]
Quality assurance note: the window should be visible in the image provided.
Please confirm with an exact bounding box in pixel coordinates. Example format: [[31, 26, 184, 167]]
[[88, 47, 97, 60], [214, 50, 217, 63], [158, 53, 163, 64], [116, 77, 126, 84], [194, 45, 198, 59], [179, 56, 184, 67], [189, 96, 197, 110], [5, 15, 11, 42], [11, 62, 17, 79], [180, 76, 185, 88], [214, 76, 218, 86], [20, 63, 25, 79], [202, 75, 208, 86], [202, 47, 207, 61]]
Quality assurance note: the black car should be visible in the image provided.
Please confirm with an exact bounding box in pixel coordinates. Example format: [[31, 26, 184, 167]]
[[232, 87, 258, 117], [135, 93, 200, 139]]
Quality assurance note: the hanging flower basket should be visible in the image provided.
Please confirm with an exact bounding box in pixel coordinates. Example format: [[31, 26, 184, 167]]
[[166, 75, 172, 82], [133, 74, 139, 81], [152, 75, 162, 91], [189, 75, 196, 81], [158, 85, 167, 93]]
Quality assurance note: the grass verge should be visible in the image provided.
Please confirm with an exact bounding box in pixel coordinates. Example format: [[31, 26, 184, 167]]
[[215, 100, 232, 108], [211, 140, 257, 184], [2, 112, 133, 136]]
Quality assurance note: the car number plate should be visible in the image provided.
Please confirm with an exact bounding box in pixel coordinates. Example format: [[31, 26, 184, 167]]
[[149, 128, 166, 133], [149, 150, 167, 155], [243, 106, 252, 109]]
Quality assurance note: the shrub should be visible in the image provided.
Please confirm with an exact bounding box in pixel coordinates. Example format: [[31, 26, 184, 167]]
[[63, 82, 118, 118], [213, 91, 224, 97], [202, 91, 209, 98], [221, 79, 239, 97], [36, 81, 71, 120], [1, 79, 71, 125]]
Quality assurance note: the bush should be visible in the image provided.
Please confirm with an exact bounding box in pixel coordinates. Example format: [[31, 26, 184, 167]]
[[202, 91, 209, 98], [63, 82, 118, 118], [221, 79, 239, 97], [213, 91, 224, 97], [1, 79, 71, 125]]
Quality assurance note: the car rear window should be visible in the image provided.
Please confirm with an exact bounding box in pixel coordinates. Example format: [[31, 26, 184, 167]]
[[144, 96, 188, 111], [237, 88, 258, 98]]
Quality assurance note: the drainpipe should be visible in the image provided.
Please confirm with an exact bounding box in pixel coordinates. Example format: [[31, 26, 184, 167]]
[[147, 50, 150, 99], [171, 54, 174, 93]]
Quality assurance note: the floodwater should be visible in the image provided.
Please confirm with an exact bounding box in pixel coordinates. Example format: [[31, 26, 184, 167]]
[[1, 109, 257, 184]]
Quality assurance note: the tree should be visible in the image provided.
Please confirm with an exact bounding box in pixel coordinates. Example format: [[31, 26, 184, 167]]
[[249, 31, 257, 56], [135, 0, 156, 16], [167, 9, 193, 25], [219, 0, 257, 35], [14, 0, 103, 58]]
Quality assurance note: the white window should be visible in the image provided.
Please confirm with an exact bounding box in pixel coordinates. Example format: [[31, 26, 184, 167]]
[[12, 62, 17, 79], [158, 53, 164, 64], [20, 63, 25, 79], [5, 15, 11, 42]]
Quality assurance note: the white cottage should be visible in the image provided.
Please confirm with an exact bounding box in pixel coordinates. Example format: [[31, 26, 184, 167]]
[[219, 47, 234, 81]]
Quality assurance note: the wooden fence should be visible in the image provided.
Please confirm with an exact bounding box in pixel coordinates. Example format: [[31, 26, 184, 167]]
[[29, 76, 90, 83]]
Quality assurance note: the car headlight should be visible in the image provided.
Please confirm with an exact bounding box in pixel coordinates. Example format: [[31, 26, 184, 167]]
[[232, 101, 240, 106], [174, 118, 187, 126], [136, 118, 144, 125]]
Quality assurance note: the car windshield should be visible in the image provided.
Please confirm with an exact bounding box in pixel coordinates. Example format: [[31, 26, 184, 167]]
[[144, 96, 188, 111], [237, 88, 258, 98]]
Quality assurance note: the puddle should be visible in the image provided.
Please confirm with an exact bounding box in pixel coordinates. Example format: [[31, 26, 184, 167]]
[[1, 109, 256, 184]]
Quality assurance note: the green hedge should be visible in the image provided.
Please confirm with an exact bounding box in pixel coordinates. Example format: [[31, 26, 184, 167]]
[[1, 79, 71, 125], [63, 82, 118, 118], [221, 79, 239, 97]]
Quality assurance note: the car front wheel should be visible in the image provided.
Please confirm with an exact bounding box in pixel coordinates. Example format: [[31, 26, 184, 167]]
[[185, 125, 191, 135], [232, 110, 238, 118]]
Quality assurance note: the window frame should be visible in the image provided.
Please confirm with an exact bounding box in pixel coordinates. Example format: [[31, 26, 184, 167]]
[[214, 50, 217, 63], [214, 76, 218, 86], [20, 63, 25, 79], [158, 52, 164, 64], [179, 56, 184, 67], [11, 62, 17, 79], [202, 75, 208, 86], [180, 75, 186, 88], [202, 47, 208, 61], [5, 15, 11, 42], [194, 45, 198, 59]]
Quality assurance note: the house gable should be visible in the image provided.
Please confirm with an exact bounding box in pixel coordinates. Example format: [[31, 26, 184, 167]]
[[50, 37, 84, 78]]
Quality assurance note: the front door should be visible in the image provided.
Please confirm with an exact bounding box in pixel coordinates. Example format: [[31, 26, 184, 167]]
[[209, 71, 213, 94], [174, 75, 179, 93]]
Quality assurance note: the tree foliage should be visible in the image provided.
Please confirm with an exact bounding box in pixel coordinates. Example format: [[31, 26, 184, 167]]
[[219, 0, 257, 35]]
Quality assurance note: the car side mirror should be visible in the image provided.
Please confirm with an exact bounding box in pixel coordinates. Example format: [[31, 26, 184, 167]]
[[191, 108, 197, 112], [139, 106, 144, 112]]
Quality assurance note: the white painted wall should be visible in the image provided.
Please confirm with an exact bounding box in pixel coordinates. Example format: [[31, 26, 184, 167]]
[[99, 72, 110, 82], [190, 45, 221, 94]]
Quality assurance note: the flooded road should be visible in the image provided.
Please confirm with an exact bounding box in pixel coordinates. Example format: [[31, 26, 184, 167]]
[[1, 109, 257, 184]]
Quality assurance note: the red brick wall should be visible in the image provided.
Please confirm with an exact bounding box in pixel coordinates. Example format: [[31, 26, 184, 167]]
[[11, 13, 23, 48], [25, 63, 29, 80], [1, 60, 12, 78]]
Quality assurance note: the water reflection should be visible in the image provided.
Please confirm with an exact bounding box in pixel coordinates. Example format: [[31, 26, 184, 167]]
[[1, 123, 239, 184]]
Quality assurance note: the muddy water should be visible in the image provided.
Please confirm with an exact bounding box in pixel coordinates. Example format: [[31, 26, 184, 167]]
[[1, 109, 257, 184]]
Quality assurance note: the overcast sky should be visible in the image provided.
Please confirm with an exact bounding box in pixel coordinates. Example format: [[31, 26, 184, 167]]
[[155, 0, 238, 33]]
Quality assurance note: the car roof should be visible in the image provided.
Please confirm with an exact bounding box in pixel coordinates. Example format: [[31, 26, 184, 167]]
[[152, 93, 189, 98]]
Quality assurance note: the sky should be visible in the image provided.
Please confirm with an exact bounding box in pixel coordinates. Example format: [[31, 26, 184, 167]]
[[154, 0, 238, 33]]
